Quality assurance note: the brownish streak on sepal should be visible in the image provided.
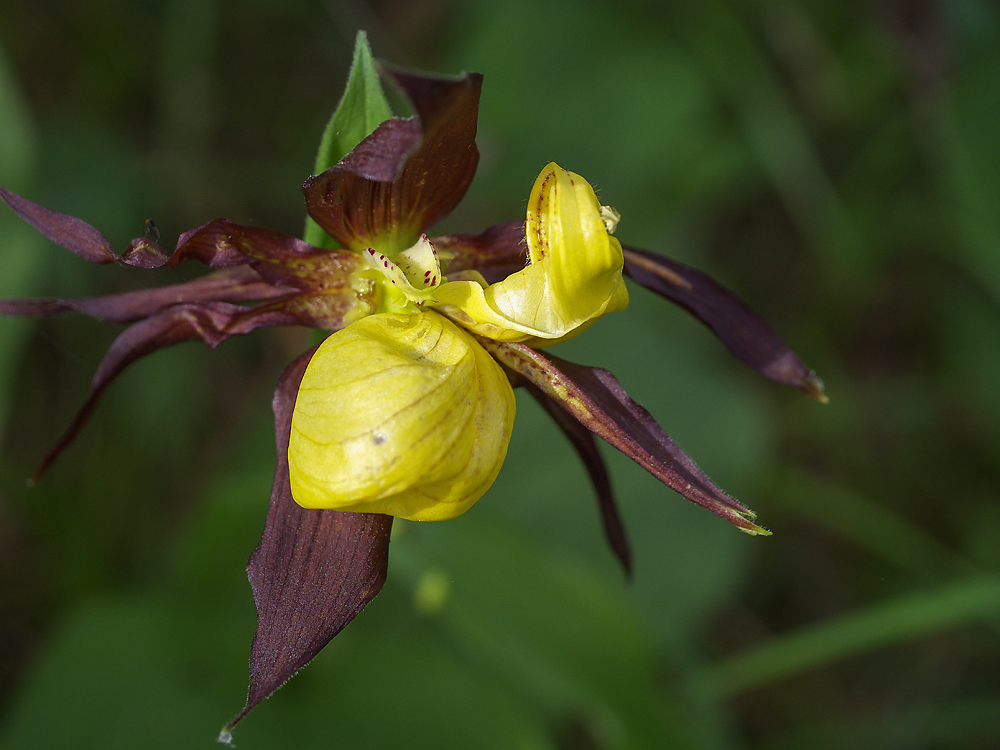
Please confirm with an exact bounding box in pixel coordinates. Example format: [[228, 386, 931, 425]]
[[526, 383, 632, 576], [622, 249, 692, 290], [302, 71, 482, 252], [224, 348, 392, 733], [622, 247, 827, 402], [30, 302, 302, 482], [171, 219, 366, 291], [481, 339, 769, 535]]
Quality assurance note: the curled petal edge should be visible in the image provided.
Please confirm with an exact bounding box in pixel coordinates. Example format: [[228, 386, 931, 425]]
[[434, 164, 628, 343]]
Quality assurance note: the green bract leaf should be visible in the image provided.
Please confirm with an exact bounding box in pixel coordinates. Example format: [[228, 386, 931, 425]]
[[304, 31, 393, 248], [302, 70, 481, 255]]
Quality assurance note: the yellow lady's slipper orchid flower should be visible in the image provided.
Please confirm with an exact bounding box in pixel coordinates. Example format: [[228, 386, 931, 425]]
[[434, 162, 629, 343], [287, 310, 515, 521], [288, 163, 629, 522], [0, 57, 824, 737]]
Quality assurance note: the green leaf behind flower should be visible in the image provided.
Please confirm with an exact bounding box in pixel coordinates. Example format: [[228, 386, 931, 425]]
[[304, 31, 393, 249]]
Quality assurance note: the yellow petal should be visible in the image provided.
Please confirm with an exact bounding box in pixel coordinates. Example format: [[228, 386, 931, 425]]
[[433, 163, 628, 342], [288, 311, 515, 521]]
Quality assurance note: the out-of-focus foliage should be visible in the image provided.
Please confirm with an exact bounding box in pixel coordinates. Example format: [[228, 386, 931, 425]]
[[0, 0, 998, 748]]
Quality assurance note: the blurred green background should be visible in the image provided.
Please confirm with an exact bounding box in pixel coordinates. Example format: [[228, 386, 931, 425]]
[[1, 0, 999, 747]]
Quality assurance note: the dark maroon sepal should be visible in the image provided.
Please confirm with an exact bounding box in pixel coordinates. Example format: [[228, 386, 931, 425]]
[[0, 269, 290, 323], [0, 187, 169, 268], [302, 71, 482, 253], [223, 348, 392, 735], [31, 301, 301, 482], [325, 118, 423, 183], [480, 339, 769, 534], [434, 219, 527, 284], [623, 247, 827, 401], [171, 219, 364, 291], [172, 222, 253, 268], [527, 384, 631, 576]]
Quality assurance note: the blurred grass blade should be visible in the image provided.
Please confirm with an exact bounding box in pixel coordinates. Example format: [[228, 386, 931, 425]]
[[691, 574, 1000, 698], [304, 30, 392, 248], [674, 1, 861, 284], [773, 468, 961, 579]]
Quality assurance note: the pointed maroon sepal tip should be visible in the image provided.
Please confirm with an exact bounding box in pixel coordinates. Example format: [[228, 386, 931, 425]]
[[26, 299, 304, 483], [800, 370, 829, 404], [302, 70, 482, 253], [481, 339, 771, 537], [216, 727, 235, 746], [621, 246, 827, 403], [223, 348, 393, 735]]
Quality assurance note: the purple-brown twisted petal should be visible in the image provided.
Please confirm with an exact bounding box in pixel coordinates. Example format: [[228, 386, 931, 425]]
[[30, 301, 302, 482], [431, 217, 824, 400], [526, 384, 631, 576], [224, 348, 392, 733], [622, 247, 826, 401], [302, 71, 482, 252], [0, 268, 290, 322], [170, 220, 366, 292], [1, 187, 169, 268], [481, 340, 766, 534]]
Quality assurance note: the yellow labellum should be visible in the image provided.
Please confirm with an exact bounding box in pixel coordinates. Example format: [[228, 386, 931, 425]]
[[288, 311, 515, 521], [434, 162, 629, 342]]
